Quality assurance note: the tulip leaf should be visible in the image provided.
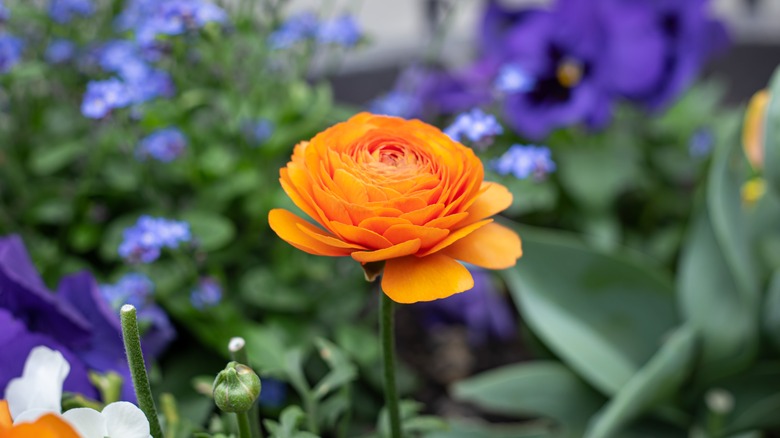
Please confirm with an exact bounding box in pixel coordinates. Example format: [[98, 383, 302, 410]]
[[762, 271, 780, 351], [706, 114, 761, 301], [584, 325, 697, 438], [502, 225, 677, 395], [677, 211, 758, 384], [715, 363, 780, 435], [452, 361, 604, 438], [763, 65, 780, 194]]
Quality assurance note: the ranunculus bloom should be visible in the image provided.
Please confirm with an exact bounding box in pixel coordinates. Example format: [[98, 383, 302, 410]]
[[268, 113, 522, 303], [743, 89, 769, 171]]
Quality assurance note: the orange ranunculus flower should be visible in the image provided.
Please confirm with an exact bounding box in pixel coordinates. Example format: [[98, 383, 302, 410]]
[[268, 112, 522, 303], [0, 401, 79, 438], [743, 89, 770, 170]]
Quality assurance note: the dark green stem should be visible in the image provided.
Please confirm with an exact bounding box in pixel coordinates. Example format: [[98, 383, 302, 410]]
[[230, 337, 263, 438], [380, 293, 402, 438], [120, 305, 164, 438], [236, 411, 253, 438]]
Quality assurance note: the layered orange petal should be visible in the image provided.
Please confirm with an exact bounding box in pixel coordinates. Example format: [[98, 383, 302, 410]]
[[382, 254, 474, 303], [461, 182, 513, 227], [351, 239, 421, 263], [442, 222, 522, 269], [268, 209, 354, 257], [418, 219, 493, 257]]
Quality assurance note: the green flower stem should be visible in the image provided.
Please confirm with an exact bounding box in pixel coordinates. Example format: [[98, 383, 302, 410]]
[[236, 411, 253, 438], [120, 305, 164, 438], [230, 337, 263, 438], [380, 293, 402, 438]]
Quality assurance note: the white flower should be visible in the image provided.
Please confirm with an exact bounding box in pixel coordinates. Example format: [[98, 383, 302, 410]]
[[64, 402, 151, 438], [5, 345, 151, 438], [5, 346, 69, 422]]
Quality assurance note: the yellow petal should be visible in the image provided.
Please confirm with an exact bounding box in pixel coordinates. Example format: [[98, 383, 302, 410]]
[[442, 222, 522, 269], [743, 89, 769, 170], [351, 239, 421, 263], [268, 209, 354, 257], [381, 254, 474, 303]]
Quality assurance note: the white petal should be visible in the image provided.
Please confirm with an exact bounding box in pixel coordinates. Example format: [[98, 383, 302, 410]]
[[103, 402, 151, 438], [63, 408, 108, 438], [5, 346, 70, 419], [13, 409, 57, 424]]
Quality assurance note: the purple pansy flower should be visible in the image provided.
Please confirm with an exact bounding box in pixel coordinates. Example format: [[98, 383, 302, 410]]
[[0, 235, 169, 402], [416, 269, 516, 345]]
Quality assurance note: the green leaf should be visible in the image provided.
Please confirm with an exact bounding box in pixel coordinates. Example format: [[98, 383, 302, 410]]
[[502, 225, 677, 395], [584, 325, 698, 438], [426, 420, 552, 438], [29, 142, 83, 175], [706, 114, 761, 300], [677, 211, 758, 384], [181, 211, 236, 251], [264, 406, 318, 438], [762, 271, 780, 351], [763, 66, 780, 194], [239, 267, 311, 312], [716, 363, 780, 435], [452, 361, 604, 438]]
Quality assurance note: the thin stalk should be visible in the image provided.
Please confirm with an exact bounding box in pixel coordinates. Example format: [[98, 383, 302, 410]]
[[236, 411, 253, 438], [380, 293, 402, 438], [230, 337, 263, 438], [120, 305, 164, 438]]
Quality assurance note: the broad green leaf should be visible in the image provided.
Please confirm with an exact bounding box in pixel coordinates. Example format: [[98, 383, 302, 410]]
[[502, 225, 677, 395], [762, 271, 780, 351], [240, 267, 311, 312], [452, 361, 604, 438], [584, 325, 697, 438], [706, 114, 760, 300], [763, 66, 780, 194], [716, 363, 780, 435], [181, 211, 236, 251], [677, 212, 758, 384], [426, 421, 551, 438]]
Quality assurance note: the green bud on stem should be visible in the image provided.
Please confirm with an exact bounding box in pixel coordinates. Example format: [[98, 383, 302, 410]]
[[213, 361, 261, 413]]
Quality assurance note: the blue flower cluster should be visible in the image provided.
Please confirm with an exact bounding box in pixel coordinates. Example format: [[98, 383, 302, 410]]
[[0, 34, 22, 74], [81, 39, 175, 119], [137, 128, 188, 162], [494, 63, 535, 94], [116, 0, 227, 47], [444, 108, 503, 148], [49, 0, 94, 24], [45, 39, 76, 64], [101, 273, 154, 310], [118, 215, 192, 264], [100, 272, 175, 358], [369, 91, 421, 119], [493, 144, 556, 180], [241, 118, 274, 146], [190, 277, 222, 309], [269, 12, 362, 50]]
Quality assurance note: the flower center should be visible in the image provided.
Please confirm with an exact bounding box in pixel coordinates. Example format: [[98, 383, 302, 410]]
[[556, 58, 583, 88]]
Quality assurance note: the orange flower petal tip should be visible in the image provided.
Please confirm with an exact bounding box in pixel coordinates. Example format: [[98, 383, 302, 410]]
[[268, 112, 522, 303]]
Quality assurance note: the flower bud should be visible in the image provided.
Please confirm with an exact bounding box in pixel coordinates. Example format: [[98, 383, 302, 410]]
[[213, 361, 261, 413]]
